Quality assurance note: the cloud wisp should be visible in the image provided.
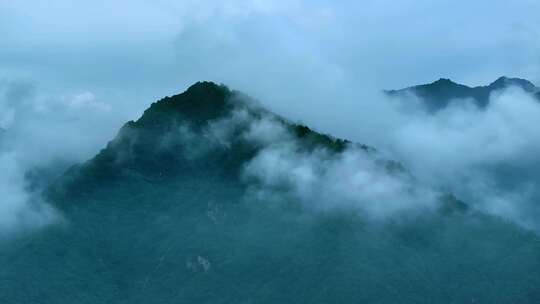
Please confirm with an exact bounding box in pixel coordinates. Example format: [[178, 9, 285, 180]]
[[380, 87, 540, 231], [163, 86, 540, 232], [155, 99, 442, 221], [0, 81, 123, 236]]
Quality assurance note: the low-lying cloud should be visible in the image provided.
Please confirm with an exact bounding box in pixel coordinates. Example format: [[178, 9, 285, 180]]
[[361, 87, 540, 231], [0, 81, 124, 235], [158, 101, 441, 220], [0, 152, 57, 236], [173, 86, 540, 231], [243, 143, 438, 219]]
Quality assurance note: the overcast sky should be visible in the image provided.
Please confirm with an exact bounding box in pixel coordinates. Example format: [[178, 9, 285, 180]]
[[1, 1, 539, 110], [1, 0, 539, 154]]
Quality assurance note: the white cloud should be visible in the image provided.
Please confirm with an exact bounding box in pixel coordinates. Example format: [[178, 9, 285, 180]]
[[0, 152, 58, 236], [368, 87, 540, 231], [243, 139, 438, 220], [0, 81, 123, 235], [160, 102, 441, 220], [67, 91, 111, 112]]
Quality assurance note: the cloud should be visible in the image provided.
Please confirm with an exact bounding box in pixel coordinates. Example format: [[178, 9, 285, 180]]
[[243, 142, 438, 219], [173, 85, 540, 231], [0, 152, 58, 236], [0, 80, 122, 235], [1, 1, 539, 105], [67, 91, 112, 112], [157, 100, 441, 220], [368, 87, 540, 231]]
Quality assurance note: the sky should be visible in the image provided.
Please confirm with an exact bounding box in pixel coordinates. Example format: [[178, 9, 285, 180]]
[[0, 1, 538, 138], [1, 0, 540, 234], [0, 1, 538, 133], [1, 1, 539, 92]]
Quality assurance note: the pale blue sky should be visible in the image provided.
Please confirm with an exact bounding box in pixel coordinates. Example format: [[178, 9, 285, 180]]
[[1, 0, 539, 120]]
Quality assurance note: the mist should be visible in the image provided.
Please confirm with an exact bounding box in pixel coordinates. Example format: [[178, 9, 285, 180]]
[[0, 81, 126, 234], [156, 101, 440, 220], [384, 87, 540, 231], [1, 0, 540, 234], [2, 1, 540, 297]]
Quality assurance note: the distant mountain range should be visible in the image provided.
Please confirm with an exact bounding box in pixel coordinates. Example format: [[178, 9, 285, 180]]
[[2, 81, 540, 303], [386, 76, 539, 112]]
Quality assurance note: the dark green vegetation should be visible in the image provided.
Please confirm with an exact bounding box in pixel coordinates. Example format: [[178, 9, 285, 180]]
[[386, 76, 539, 112], [1, 82, 540, 303]]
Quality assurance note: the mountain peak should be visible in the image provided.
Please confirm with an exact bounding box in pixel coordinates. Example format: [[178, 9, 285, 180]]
[[492, 76, 509, 83], [488, 76, 537, 92], [433, 78, 457, 85], [48, 81, 357, 200], [185, 81, 229, 94], [135, 81, 233, 129], [387, 76, 539, 112]]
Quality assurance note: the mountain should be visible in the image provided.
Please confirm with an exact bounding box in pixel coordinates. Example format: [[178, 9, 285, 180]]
[[386, 76, 539, 112], [47, 82, 356, 203], [2, 82, 540, 303]]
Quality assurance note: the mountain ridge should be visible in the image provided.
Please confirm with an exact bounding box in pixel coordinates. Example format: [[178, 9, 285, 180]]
[[386, 76, 539, 111]]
